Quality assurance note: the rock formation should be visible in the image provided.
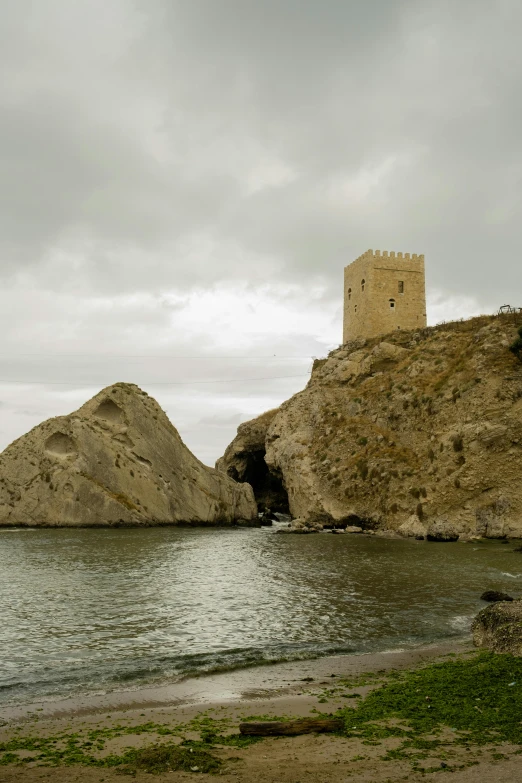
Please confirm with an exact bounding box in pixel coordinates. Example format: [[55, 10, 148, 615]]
[[472, 600, 522, 655], [215, 408, 288, 513], [218, 314, 522, 539], [0, 383, 257, 527], [480, 590, 514, 603]]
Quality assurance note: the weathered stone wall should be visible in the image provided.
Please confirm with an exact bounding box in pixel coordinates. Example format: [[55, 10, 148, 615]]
[[343, 249, 426, 342]]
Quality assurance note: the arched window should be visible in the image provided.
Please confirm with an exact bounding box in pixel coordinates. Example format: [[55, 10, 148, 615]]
[[348, 287, 352, 301], [361, 279, 365, 292], [389, 298, 396, 309]]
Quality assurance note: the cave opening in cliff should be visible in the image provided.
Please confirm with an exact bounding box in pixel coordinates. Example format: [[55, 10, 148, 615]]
[[338, 513, 376, 531], [230, 450, 289, 514]]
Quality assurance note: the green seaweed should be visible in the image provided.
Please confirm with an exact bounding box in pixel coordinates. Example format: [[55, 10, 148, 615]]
[[339, 651, 522, 745], [331, 651, 522, 770], [0, 713, 261, 769], [116, 743, 222, 775], [3, 652, 522, 773]]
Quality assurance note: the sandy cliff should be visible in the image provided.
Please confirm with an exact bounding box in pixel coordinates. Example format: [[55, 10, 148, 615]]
[[0, 383, 257, 527], [218, 315, 522, 539]]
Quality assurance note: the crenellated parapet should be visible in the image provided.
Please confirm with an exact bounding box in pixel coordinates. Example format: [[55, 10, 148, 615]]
[[352, 249, 424, 263]]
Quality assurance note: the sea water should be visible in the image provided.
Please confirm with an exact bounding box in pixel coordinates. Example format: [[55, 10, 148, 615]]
[[0, 525, 520, 706]]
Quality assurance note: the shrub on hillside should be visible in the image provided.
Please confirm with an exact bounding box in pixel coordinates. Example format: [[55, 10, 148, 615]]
[[509, 325, 522, 362]]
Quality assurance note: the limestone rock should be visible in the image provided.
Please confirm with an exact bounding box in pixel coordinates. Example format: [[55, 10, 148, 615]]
[[472, 600, 522, 655], [215, 408, 288, 512], [275, 516, 323, 533], [359, 341, 409, 375], [398, 515, 427, 538], [426, 516, 461, 542], [0, 383, 257, 527], [219, 314, 522, 540], [216, 408, 278, 478]]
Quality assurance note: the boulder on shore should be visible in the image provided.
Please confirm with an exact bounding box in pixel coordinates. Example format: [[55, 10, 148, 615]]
[[0, 383, 257, 527], [426, 517, 460, 542], [472, 600, 522, 655]]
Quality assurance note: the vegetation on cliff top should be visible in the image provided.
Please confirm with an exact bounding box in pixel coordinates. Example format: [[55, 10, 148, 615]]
[[510, 325, 522, 362]]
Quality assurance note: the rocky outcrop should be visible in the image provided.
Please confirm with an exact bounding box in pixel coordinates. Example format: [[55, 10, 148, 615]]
[[215, 408, 288, 512], [219, 314, 522, 539], [472, 600, 522, 654], [0, 383, 257, 527]]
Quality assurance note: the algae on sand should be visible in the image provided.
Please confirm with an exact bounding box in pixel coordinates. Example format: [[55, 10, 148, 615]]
[[117, 743, 222, 775], [334, 651, 522, 768]]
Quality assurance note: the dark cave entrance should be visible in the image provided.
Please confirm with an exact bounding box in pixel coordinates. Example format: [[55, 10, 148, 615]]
[[229, 450, 289, 514]]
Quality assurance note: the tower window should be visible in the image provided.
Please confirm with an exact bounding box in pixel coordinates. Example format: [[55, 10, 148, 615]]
[[398, 281, 404, 294], [361, 279, 365, 292], [389, 298, 396, 309], [354, 305, 358, 314], [348, 287, 352, 300]]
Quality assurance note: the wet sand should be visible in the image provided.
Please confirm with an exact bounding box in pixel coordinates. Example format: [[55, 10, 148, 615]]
[[2, 639, 522, 782], [0, 638, 469, 724]]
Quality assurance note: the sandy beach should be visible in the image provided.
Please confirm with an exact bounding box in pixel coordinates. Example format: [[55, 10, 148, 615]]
[[2, 639, 522, 782]]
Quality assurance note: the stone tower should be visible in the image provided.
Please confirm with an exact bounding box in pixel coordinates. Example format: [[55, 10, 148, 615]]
[[343, 249, 426, 343]]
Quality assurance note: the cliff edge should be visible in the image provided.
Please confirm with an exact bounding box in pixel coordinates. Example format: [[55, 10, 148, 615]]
[[0, 383, 257, 527], [218, 314, 522, 539]]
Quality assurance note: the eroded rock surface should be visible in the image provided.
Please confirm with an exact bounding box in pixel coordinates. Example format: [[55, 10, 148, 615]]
[[219, 315, 522, 539], [215, 408, 288, 512], [472, 600, 522, 654], [0, 383, 257, 527]]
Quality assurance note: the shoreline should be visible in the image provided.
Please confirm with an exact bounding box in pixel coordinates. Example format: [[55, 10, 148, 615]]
[[0, 638, 470, 725], [4, 638, 522, 783]]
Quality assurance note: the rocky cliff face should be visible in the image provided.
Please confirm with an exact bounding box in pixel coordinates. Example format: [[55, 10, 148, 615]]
[[215, 408, 288, 512], [218, 315, 522, 539], [0, 383, 257, 527]]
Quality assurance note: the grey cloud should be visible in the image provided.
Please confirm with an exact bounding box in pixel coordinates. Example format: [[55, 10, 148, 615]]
[[1, 0, 522, 461], [1, 0, 521, 304], [144, 0, 522, 302]]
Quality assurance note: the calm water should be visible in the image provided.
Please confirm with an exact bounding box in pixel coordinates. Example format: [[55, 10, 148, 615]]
[[1, 526, 521, 706]]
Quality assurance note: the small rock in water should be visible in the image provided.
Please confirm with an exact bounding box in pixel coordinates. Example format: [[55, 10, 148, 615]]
[[480, 590, 514, 602]]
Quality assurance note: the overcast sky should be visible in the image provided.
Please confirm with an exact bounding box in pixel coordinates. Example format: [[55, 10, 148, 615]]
[[1, 0, 521, 464]]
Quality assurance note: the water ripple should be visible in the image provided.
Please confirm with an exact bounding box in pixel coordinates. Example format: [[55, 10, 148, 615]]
[[0, 528, 519, 705]]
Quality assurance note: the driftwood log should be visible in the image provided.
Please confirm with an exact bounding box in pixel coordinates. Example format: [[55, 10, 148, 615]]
[[239, 718, 344, 736]]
